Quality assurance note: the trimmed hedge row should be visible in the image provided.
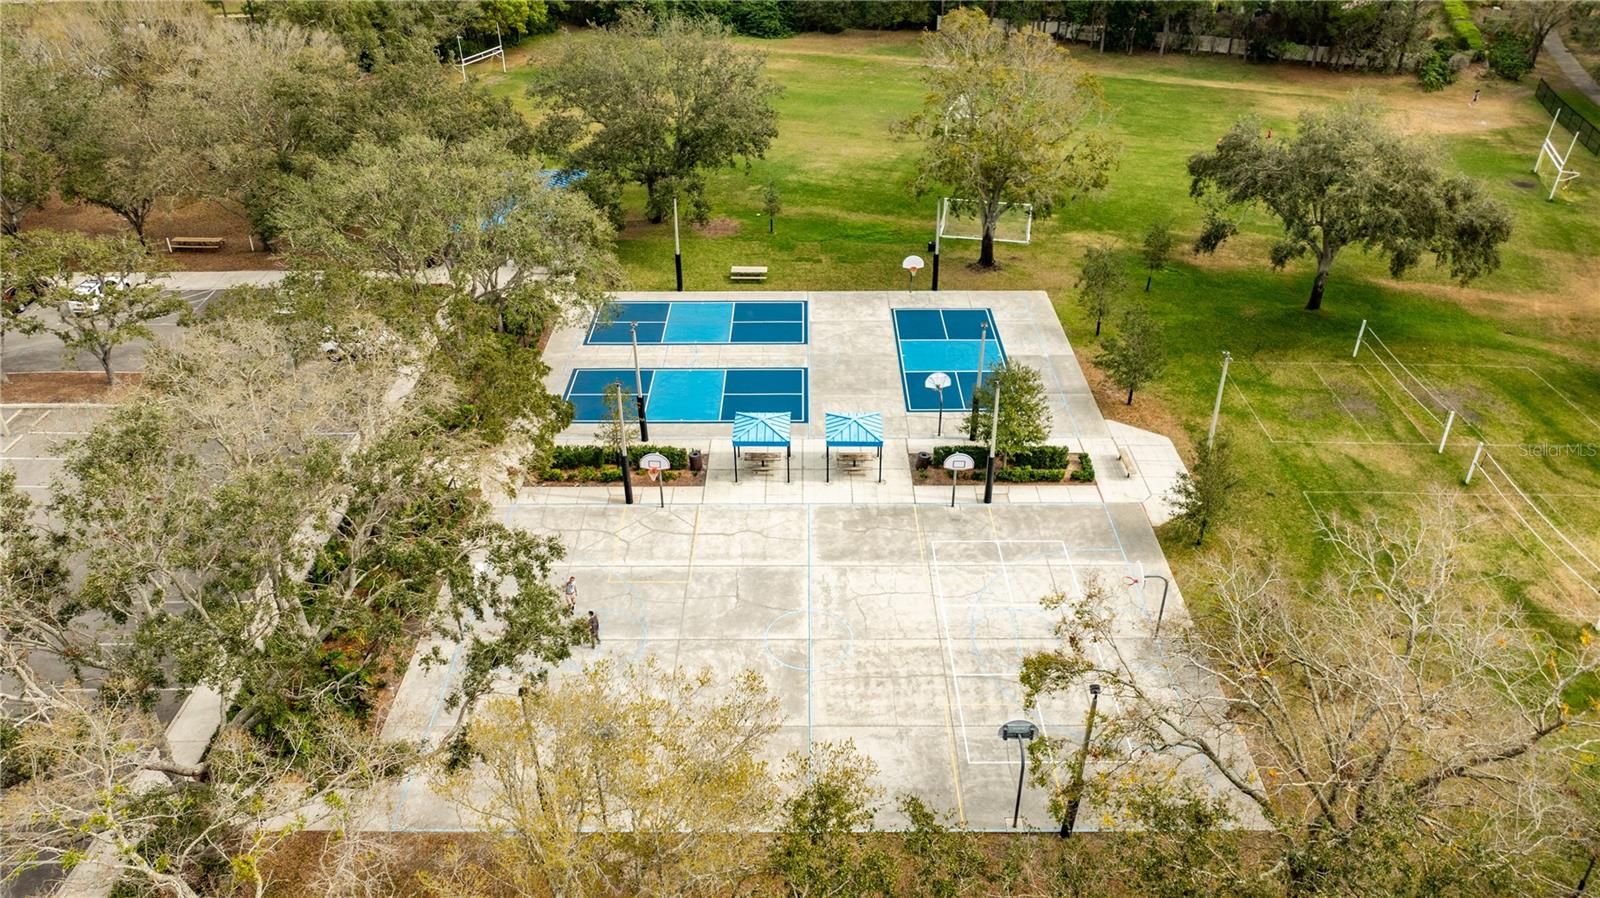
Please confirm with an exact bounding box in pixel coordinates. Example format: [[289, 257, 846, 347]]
[[542, 465, 681, 484], [1441, 0, 1483, 51], [993, 467, 1067, 483], [548, 444, 691, 470], [930, 444, 1073, 469]]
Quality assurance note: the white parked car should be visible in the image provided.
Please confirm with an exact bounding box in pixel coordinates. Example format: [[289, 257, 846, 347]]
[[65, 276, 128, 315]]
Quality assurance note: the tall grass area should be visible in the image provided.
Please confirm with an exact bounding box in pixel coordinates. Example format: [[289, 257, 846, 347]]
[[478, 31, 1600, 626]]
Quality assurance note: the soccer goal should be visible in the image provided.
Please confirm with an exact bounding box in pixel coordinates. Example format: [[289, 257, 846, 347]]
[[1533, 110, 1581, 201], [937, 197, 1034, 245], [455, 29, 507, 82]]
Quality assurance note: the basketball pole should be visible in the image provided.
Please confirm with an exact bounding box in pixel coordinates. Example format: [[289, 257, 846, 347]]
[[615, 387, 634, 505], [969, 321, 989, 441], [673, 197, 684, 292], [631, 322, 649, 442], [983, 387, 1000, 505]]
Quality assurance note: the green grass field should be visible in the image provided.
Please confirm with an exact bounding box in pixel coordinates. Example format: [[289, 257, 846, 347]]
[[478, 30, 1600, 628]]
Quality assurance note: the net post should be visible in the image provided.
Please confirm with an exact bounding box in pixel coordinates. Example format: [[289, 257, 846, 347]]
[[1437, 410, 1455, 453], [1465, 441, 1485, 484], [1352, 319, 1367, 358]]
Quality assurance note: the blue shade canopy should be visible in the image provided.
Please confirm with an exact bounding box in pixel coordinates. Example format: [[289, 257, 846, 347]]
[[539, 169, 588, 189], [825, 412, 884, 447], [732, 411, 792, 447]]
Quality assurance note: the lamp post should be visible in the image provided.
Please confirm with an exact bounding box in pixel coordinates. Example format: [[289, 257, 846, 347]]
[[612, 384, 634, 506], [631, 322, 649, 442], [968, 321, 989, 440], [673, 197, 683, 292], [999, 719, 1039, 829], [1207, 351, 1231, 449], [1060, 684, 1101, 838], [982, 386, 1000, 505]]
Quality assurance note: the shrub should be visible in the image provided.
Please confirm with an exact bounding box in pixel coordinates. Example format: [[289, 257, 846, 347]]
[[1484, 25, 1532, 81], [1441, 0, 1483, 51], [1070, 454, 1096, 483], [547, 444, 691, 471], [993, 466, 1067, 483], [1417, 50, 1456, 92], [931, 444, 1073, 469], [732, 0, 795, 38]]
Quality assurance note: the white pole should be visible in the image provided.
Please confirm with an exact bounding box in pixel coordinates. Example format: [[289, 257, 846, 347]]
[[1352, 319, 1367, 358], [498, 25, 506, 72], [1207, 351, 1231, 448], [672, 198, 681, 255], [1465, 441, 1485, 484], [457, 35, 466, 82], [975, 321, 989, 389], [1437, 410, 1455, 453], [1536, 110, 1560, 173]]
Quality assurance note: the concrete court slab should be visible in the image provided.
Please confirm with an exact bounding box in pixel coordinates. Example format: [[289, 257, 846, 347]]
[[374, 501, 1260, 833]]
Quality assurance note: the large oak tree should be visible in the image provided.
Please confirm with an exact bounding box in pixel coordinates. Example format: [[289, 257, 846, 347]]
[[1188, 97, 1512, 311], [904, 7, 1117, 269], [528, 10, 782, 225]]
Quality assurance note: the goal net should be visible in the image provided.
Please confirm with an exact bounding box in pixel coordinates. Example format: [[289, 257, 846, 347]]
[[937, 197, 1034, 245], [1533, 111, 1581, 201]]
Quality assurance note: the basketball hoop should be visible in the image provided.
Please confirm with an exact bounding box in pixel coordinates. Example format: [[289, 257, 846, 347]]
[[638, 452, 670, 507]]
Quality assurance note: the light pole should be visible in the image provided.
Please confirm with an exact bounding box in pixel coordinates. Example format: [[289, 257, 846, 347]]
[[929, 199, 944, 291], [672, 197, 683, 292], [1207, 351, 1231, 448], [982, 386, 1000, 505], [1060, 684, 1101, 838], [631, 322, 649, 442], [999, 719, 1039, 829], [612, 384, 634, 506], [968, 320, 990, 440]]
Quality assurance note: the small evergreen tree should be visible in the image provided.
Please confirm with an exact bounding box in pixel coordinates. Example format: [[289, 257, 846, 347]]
[[596, 381, 639, 462], [764, 181, 782, 234], [1096, 303, 1166, 405], [1075, 243, 1124, 337], [1140, 218, 1175, 292], [967, 361, 1053, 462], [1168, 431, 1240, 545]]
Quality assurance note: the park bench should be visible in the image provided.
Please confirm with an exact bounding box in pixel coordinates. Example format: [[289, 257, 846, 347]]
[[166, 237, 225, 253], [1117, 448, 1137, 479], [729, 265, 768, 282]]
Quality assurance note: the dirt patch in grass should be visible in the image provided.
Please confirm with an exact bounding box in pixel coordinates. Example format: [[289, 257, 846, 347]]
[[694, 217, 742, 238], [21, 194, 284, 272], [1078, 354, 1197, 462], [1, 371, 140, 403]]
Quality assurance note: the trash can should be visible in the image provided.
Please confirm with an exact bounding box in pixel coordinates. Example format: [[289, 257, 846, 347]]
[[689, 450, 704, 473], [917, 451, 932, 470]]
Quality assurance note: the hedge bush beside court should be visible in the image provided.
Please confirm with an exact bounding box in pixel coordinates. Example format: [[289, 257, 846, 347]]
[[930, 444, 1072, 469], [1441, 0, 1483, 51], [548, 444, 691, 471]]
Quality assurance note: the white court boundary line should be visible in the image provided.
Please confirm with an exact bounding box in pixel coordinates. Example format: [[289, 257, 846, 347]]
[[930, 538, 1133, 766]]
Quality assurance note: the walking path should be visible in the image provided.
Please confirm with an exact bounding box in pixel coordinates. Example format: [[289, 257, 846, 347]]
[[1545, 32, 1600, 107]]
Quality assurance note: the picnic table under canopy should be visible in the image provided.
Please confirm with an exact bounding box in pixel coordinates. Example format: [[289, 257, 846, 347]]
[[731, 411, 792, 482], [824, 412, 884, 482]]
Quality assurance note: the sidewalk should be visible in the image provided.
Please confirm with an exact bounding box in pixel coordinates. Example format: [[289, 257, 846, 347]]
[[1545, 32, 1600, 107]]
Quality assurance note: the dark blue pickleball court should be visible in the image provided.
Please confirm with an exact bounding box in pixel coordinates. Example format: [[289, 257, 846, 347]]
[[892, 308, 1006, 412], [564, 367, 808, 423], [586, 300, 807, 345]]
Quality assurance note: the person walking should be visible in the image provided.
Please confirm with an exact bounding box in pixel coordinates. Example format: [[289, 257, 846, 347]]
[[586, 610, 600, 647], [563, 576, 577, 613], [1472, 88, 1480, 104]]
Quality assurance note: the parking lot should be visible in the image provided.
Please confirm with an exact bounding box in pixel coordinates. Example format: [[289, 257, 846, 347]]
[[2, 288, 222, 375]]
